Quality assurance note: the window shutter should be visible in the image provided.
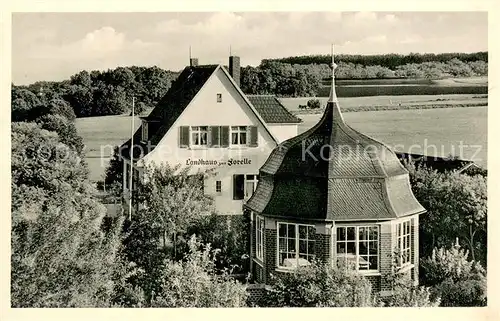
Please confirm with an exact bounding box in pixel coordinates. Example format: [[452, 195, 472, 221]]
[[179, 126, 190, 148], [221, 126, 230, 147], [248, 126, 258, 147], [210, 126, 220, 147], [233, 174, 245, 200]]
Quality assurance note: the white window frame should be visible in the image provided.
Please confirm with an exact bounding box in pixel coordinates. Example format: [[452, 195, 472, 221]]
[[277, 222, 316, 269], [335, 225, 380, 273], [230, 126, 248, 146], [217, 93, 222, 103], [244, 174, 259, 199], [190, 126, 208, 147], [397, 219, 412, 268], [255, 215, 264, 261], [215, 180, 222, 193]]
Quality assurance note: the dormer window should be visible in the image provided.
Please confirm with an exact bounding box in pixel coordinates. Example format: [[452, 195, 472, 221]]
[[217, 93, 222, 103], [142, 121, 148, 142]]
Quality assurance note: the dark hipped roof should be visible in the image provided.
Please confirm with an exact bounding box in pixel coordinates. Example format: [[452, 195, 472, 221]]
[[247, 95, 302, 124], [245, 69, 426, 222]]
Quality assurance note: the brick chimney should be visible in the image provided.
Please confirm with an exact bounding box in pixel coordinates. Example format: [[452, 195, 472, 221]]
[[190, 58, 199, 67], [229, 56, 240, 87]]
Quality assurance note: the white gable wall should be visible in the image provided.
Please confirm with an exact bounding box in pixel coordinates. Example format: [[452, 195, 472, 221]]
[[268, 123, 299, 143], [140, 67, 278, 215]]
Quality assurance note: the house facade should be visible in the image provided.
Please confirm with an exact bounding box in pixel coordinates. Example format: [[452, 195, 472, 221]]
[[244, 57, 426, 294], [119, 56, 301, 215]]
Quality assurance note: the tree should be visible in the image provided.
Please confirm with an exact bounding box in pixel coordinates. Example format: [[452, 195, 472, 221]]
[[307, 98, 321, 109], [104, 146, 124, 191], [406, 163, 487, 264], [11, 122, 124, 307], [124, 164, 214, 267], [262, 262, 376, 307], [420, 243, 486, 306], [11, 122, 89, 195], [187, 213, 250, 274], [11, 88, 42, 121], [147, 236, 247, 307], [37, 114, 84, 155]]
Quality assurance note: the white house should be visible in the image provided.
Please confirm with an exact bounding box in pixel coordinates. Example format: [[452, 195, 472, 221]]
[[119, 56, 302, 215]]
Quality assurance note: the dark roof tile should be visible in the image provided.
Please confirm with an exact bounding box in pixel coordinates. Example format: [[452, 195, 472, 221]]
[[248, 95, 302, 124]]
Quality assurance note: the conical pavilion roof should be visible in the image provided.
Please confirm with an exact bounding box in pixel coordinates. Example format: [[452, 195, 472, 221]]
[[245, 50, 425, 221]]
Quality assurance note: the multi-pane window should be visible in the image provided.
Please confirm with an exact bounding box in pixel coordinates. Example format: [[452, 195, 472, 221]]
[[397, 220, 412, 267], [217, 93, 222, 103], [231, 126, 247, 145], [277, 223, 315, 269], [245, 175, 259, 198], [215, 180, 222, 193], [191, 126, 208, 146], [233, 174, 258, 200], [255, 216, 264, 261], [336, 226, 379, 271]]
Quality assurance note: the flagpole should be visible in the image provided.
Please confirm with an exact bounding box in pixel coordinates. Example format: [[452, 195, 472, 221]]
[[129, 96, 135, 220]]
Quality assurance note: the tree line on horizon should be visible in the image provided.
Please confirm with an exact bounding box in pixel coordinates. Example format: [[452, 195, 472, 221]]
[[264, 51, 488, 68], [12, 52, 488, 118]]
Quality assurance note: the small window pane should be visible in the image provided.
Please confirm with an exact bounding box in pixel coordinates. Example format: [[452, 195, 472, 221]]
[[337, 242, 346, 254], [299, 225, 307, 239], [299, 240, 307, 253], [308, 226, 315, 238], [347, 227, 355, 240], [288, 240, 296, 252], [337, 227, 346, 241], [346, 241, 356, 255], [288, 225, 295, 238], [307, 241, 315, 254], [279, 237, 287, 251], [279, 224, 287, 237], [240, 132, 247, 144]]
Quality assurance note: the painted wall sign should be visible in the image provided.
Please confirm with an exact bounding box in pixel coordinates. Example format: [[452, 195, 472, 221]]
[[185, 158, 252, 166]]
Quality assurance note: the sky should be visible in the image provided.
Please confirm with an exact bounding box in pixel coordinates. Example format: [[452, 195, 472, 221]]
[[11, 11, 488, 85]]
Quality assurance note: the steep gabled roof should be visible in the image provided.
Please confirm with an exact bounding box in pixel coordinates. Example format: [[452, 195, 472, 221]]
[[247, 95, 302, 124], [119, 64, 281, 161], [120, 65, 217, 160]]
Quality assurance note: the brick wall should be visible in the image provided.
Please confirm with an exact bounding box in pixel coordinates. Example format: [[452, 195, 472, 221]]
[[246, 284, 268, 307], [379, 222, 395, 292], [264, 228, 277, 284], [315, 233, 331, 263], [365, 275, 381, 292]]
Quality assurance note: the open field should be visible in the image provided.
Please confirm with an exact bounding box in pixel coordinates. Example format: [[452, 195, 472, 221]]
[[298, 107, 487, 168], [76, 115, 141, 182], [76, 94, 488, 182], [280, 94, 487, 113], [316, 77, 488, 97]]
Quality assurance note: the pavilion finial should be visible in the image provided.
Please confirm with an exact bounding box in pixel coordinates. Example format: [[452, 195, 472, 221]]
[[328, 44, 338, 103]]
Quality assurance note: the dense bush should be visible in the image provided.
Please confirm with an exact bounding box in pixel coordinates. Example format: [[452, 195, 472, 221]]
[[406, 164, 487, 265], [261, 262, 376, 307], [148, 237, 248, 307], [307, 98, 321, 109], [420, 244, 486, 306], [187, 213, 250, 274]]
